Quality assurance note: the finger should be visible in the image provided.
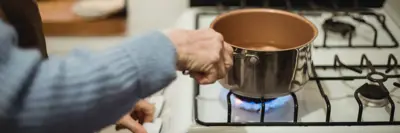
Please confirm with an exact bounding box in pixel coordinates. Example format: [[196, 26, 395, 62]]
[[135, 100, 155, 123], [129, 120, 147, 133], [224, 42, 234, 56], [142, 108, 154, 123], [133, 110, 144, 124], [190, 72, 205, 83], [201, 28, 223, 41], [116, 115, 147, 133], [223, 42, 234, 69], [214, 42, 233, 79], [213, 31, 224, 42], [216, 59, 226, 79], [197, 28, 222, 42]]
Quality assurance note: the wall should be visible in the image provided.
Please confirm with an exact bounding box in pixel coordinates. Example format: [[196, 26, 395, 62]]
[[127, 0, 188, 34]]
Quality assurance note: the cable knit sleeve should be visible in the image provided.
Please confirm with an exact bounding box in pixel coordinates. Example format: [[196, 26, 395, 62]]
[[0, 21, 177, 133]]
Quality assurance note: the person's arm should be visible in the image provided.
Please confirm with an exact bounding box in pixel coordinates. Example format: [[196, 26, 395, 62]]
[[0, 21, 177, 133]]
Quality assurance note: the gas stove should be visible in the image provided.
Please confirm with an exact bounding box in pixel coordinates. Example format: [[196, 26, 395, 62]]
[[194, 8, 400, 124], [161, 0, 400, 133]]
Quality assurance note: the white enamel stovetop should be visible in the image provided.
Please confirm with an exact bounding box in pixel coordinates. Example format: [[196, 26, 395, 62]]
[[158, 7, 400, 133]]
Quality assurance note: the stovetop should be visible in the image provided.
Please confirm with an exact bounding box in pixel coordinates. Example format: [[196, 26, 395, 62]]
[[192, 8, 400, 127]]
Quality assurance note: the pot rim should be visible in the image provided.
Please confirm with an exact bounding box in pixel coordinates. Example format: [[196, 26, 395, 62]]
[[210, 8, 318, 52]]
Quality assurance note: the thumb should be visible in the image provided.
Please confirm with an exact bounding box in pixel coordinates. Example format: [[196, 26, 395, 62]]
[[116, 115, 147, 133]]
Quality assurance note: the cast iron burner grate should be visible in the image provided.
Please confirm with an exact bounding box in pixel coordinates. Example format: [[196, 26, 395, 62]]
[[317, 12, 399, 48], [322, 18, 356, 38], [195, 11, 398, 49], [193, 54, 400, 126], [191, 0, 386, 9], [194, 7, 400, 126]]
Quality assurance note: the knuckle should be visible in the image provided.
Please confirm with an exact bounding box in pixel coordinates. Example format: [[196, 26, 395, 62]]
[[206, 29, 223, 40], [207, 28, 216, 32], [202, 29, 214, 35], [228, 46, 234, 53], [211, 39, 223, 48], [197, 28, 209, 35], [215, 32, 224, 41], [200, 28, 209, 32]]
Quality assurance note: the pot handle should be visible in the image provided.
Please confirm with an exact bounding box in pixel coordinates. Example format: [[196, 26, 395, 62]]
[[182, 53, 259, 75], [234, 52, 259, 65], [246, 54, 259, 65]]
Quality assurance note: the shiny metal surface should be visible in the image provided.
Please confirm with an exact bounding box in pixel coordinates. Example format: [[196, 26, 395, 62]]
[[358, 93, 390, 107], [212, 8, 318, 98]]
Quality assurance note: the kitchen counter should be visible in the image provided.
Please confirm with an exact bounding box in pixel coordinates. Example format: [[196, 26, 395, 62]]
[[45, 0, 187, 55]]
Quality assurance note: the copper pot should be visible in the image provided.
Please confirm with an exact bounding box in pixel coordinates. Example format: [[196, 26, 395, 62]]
[[212, 8, 318, 99]]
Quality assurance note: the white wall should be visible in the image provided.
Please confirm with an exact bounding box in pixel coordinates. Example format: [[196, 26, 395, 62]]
[[127, 0, 188, 34]]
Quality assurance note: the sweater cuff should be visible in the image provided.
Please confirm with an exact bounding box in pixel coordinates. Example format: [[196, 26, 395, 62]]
[[122, 31, 178, 98]]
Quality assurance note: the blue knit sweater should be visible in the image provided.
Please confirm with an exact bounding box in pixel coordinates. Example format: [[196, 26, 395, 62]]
[[0, 20, 177, 133]]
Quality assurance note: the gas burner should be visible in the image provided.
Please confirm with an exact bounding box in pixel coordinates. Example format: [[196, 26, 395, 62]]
[[232, 93, 277, 104], [219, 88, 292, 113], [322, 18, 355, 37], [357, 83, 389, 107]]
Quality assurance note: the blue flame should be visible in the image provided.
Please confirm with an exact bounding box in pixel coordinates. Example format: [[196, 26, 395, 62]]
[[234, 95, 292, 112], [220, 88, 292, 112]]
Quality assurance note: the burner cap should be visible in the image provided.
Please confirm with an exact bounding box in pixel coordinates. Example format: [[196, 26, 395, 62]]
[[357, 83, 389, 100], [367, 72, 388, 82], [357, 83, 390, 107], [233, 93, 276, 103]]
